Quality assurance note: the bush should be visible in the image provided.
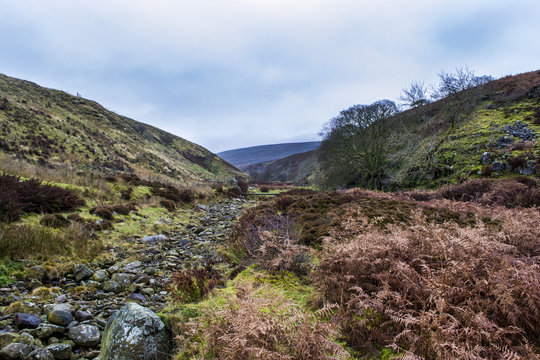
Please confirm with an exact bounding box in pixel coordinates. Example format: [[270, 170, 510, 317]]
[[160, 199, 176, 212], [0, 175, 84, 222], [237, 180, 248, 193], [260, 186, 271, 193], [225, 187, 243, 198], [507, 155, 527, 170], [90, 206, 114, 220], [438, 179, 493, 201], [151, 185, 195, 204], [40, 214, 70, 228], [314, 221, 540, 359], [169, 265, 222, 303], [120, 187, 133, 200]]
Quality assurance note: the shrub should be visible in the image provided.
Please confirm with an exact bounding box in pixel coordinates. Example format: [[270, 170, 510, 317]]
[[314, 220, 540, 359], [93, 219, 114, 231], [260, 185, 271, 193], [90, 206, 114, 220], [110, 204, 135, 215], [160, 199, 176, 212], [507, 155, 527, 170], [66, 213, 84, 222], [151, 185, 195, 204], [40, 214, 70, 228], [438, 179, 493, 201], [0, 175, 84, 222], [169, 265, 222, 303], [120, 187, 133, 200], [237, 180, 249, 193], [225, 187, 243, 198]]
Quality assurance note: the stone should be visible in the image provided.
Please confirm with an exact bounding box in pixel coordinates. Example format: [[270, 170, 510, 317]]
[[141, 234, 167, 244], [43, 303, 72, 314], [128, 293, 146, 302], [68, 324, 101, 347], [74, 310, 93, 322], [29, 324, 65, 339], [103, 281, 121, 293], [17, 332, 35, 345], [45, 343, 72, 360], [111, 273, 131, 289], [74, 264, 94, 282], [27, 348, 55, 360], [55, 294, 68, 303], [492, 161, 505, 172], [0, 342, 33, 360], [133, 274, 150, 285], [123, 261, 142, 272], [48, 309, 73, 327], [14, 313, 41, 329], [100, 303, 171, 360], [0, 332, 19, 348], [92, 270, 109, 282], [26, 266, 46, 281]]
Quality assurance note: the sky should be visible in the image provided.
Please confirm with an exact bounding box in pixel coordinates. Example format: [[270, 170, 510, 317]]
[[1, 1, 539, 152]]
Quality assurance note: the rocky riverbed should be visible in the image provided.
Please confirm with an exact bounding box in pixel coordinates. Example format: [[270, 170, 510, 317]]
[[0, 198, 251, 360]]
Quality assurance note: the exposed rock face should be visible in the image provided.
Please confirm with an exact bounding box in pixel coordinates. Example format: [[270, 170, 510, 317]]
[[100, 303, 171, 360]]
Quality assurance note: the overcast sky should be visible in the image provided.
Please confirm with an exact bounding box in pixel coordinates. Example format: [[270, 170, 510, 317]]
[[1, 1, 539, 152]]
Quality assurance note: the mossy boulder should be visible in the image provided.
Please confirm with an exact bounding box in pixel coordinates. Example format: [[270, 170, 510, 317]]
[[100, 303, 171, 360]]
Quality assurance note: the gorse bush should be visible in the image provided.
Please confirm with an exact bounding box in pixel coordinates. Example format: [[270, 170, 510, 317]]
[[0, 174, 84, 222]]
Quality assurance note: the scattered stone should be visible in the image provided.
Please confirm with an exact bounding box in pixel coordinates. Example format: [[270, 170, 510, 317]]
[[128, 293, 147, 302], [111, 273, 131, 289], [74, 310, 93, 322], [55, 294, 68, 303], [29, 324, 65, 339], [100, 303, 171, 360], [0, 342, 33, 360], [141, 234, 168, 244], [74, 264, 94, 282], [0, 332, 19, 348], [92, 270, 109, 282], [103, 281, 121, 294], [491, 161, 505, 172], [45, 343, 72, 360], [27, 348, 55, 360], [48, 309, 73, 327], [13, 313, 41, 330], [68, 324, 101, 347]]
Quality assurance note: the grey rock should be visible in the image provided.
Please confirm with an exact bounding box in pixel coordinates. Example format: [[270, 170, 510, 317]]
[[74, 264, 94, 282], [68, 324, 101, 347], [492, 161, 505, 172], [74, 310, 93, 322], [133, 274, 150, 285], [100, 303, 171, 360], [27, 348, 55, 360], [123, 261, 142, 272], [14, 313, 41, 329], [48, 309, 73, 327], [29, 324, 65, 339], [128, 293, 146, 302], [26, 266, 46, 281], [55, 294, 67, 303], [0, 342, 33, 360], [141, 234, 168, 244], [92, 270, 109, 282], [46, 343, 72, 360], [16, 332, 34, 345], [43, 303, 72, 314], [103, 281, 121, 293], [111, 273, 131, 289]]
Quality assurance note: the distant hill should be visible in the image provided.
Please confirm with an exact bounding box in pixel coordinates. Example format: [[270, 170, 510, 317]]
[[217, 141, 320, 168], [242, 150, 319, 183], [0, 73, 244, 182]]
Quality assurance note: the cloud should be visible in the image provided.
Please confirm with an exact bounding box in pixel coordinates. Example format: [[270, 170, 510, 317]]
[[1, 0, 539, 152]]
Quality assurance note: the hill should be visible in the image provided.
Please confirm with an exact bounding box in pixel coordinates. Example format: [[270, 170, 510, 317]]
[[217, 141, 320, 168], [0, 73, 244, 182], [242, 149, 319, 183], [315, 70, 540, 189]]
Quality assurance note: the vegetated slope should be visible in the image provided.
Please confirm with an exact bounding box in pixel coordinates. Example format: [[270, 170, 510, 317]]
[[0, 73, 244, 182], [217, 141, 320, 168], [388, 70, 540, 188], [241, 149, 319, 183]]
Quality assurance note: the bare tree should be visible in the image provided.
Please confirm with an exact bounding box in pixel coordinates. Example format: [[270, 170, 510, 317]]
[[431, 66, 494, 100], [400, 81, 429, 108]]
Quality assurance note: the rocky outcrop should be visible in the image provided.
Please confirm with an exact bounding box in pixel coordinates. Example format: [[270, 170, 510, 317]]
[[99, 303, 171, 360]]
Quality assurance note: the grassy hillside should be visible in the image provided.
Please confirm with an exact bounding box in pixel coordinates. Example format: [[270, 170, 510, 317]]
[[242, 149, 319, 183], [0, 73, 244, 182], [388, 70, 540, 189], [217, 141, 320, 168]]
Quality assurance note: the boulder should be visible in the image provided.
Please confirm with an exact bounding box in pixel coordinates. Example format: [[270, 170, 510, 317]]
[[68, 325, 101, 347], [13, 313, 41, 329], [48, 309, 73, 327], [45, 343, 72, 360], [141, 235, 167, 244], [74, 264, 94, 282], [103, 280, 121, 293], [27, 348, 55, 360], [100, 303, 171, 360], [0, 342, 33, 360], [29, 324, 65, 339]]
